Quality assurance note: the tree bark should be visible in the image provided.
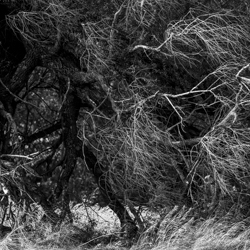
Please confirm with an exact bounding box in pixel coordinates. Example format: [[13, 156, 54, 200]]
[[53, 88, 82, 222], [82, 145, 138, 237]]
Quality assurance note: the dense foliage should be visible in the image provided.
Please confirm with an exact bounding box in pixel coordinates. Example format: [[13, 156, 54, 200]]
[[1, 0, 250, 245]]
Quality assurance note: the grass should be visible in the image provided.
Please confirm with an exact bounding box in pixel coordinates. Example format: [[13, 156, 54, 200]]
[[133, 206, 250, 250], [1, 206, 250, 250]]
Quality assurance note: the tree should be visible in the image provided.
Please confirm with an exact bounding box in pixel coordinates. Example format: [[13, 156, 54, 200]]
[[0, 0, 250, 238]]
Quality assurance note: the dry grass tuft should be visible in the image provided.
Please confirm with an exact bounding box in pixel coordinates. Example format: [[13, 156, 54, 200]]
[[134, 207, 250, 250]]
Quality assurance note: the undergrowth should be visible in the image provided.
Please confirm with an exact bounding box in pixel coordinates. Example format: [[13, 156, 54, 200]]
[[1, 206, 250, 250]]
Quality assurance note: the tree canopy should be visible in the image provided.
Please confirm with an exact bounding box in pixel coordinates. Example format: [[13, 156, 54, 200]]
[[1, 0, 250, 238]]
